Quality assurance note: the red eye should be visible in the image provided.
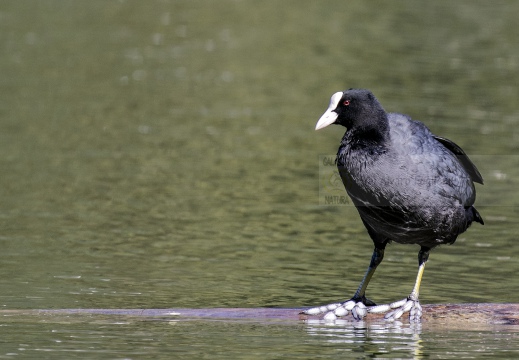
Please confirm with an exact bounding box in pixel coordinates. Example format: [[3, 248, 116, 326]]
[[343, 100, 350, 106]]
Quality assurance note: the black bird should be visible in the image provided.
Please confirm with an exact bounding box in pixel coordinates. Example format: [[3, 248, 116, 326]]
[[303, 89, 484, 322]]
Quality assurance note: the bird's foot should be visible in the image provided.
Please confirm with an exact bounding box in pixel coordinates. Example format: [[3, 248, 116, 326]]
[[368, 297, 422, 322], [301, 297, 376, 321]]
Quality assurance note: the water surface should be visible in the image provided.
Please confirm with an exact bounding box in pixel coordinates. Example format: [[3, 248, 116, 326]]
[[1, 0, 518, 358]]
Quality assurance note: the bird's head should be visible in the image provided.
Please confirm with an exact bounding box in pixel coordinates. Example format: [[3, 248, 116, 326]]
[[315, 89, 385, 131]]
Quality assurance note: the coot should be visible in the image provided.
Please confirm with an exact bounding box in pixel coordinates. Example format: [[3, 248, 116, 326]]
[[303, 89, 484, 322]]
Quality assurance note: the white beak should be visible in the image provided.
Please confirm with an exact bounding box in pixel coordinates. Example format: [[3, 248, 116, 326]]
[[315, 91, 342, 130]]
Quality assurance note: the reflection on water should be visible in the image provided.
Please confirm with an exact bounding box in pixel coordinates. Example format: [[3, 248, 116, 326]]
[[2, 313, 519, 359], [306, 320, 424, 359], [304, 319, 519, 359]]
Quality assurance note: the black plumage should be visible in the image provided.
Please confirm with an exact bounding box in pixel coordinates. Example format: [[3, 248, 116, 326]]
[[304, 89, 484, 322]]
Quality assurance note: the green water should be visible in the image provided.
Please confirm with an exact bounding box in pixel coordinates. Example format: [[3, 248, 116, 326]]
[[1, 0, 519, 358]]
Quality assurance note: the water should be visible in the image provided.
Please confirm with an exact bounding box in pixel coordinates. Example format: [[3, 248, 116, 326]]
[[1, 314, 518, 359], [1, 0, 519, 358]]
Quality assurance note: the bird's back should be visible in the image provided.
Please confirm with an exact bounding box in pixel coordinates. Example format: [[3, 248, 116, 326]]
[[337, 113, 479, 247]]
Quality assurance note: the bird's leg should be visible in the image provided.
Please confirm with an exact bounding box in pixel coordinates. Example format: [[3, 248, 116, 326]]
[[368, 246, 430, 322], [351, 246, 385, 304], [302, 246, 385, 320]]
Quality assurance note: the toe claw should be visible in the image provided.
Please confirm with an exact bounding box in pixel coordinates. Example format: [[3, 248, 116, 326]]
[[324, 303, 341, 311], [303, 298, 373, 320], [323, 312, 337, 321], [410, 307, 417, 319], [384, 310, 397, 321], [302, 307, 322, 315], [334, 306, 349, 317], [389, 298, 408, 309], [375, 298, 423, 322], [409, 301, 422, 322], [368, 304, 391, 314], [305, 296, 422, 321], [343, 300, 356, 311], [391, 308, 405, 320], [302, 303, 342, 315], [402, 300, 414, 313], [352, 304, 367, 320]]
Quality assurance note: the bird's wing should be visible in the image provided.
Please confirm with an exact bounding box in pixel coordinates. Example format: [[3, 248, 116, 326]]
[[433, 135, 484, 185]]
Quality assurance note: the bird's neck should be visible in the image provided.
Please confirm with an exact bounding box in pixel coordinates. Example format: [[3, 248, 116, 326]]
[[349, 112, 390, 146]]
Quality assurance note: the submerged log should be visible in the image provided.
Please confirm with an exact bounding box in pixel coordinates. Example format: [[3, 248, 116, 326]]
[[2, 304, 518, 326]]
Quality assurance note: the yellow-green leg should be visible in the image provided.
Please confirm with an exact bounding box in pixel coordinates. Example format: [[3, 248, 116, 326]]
[[409, 247, 429, 301], [369, 246, 430, 322]]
